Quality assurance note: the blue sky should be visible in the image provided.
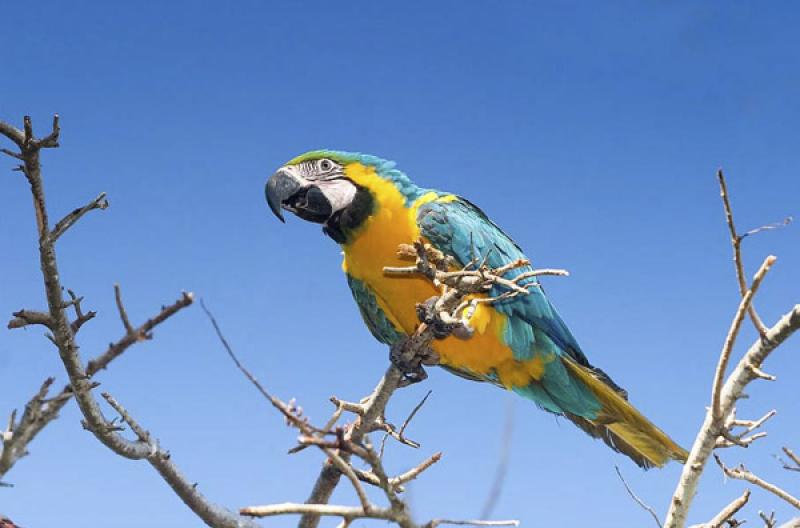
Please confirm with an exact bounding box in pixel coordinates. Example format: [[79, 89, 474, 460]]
[[2, 1, 799, 526]]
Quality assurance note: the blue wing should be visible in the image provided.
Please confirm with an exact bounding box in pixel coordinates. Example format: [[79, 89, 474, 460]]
[[417, 197, 627, 416]]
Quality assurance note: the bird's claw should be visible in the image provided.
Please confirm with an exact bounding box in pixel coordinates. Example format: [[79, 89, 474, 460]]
[[416, 297, 474, 340], [416, 297, 457, 339], [390, 338, 434, 387]]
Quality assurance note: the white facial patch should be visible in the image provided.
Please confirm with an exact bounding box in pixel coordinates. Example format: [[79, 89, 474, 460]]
[[318, 179, 358, 213]]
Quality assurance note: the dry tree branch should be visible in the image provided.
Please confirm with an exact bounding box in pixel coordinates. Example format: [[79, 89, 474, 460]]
[[289, 241, 563, 528], [2, 115, 256, 528], [205, 242, 534, 528], [695, 489, 750, 528], [204, 299, 512, 528], [0, 288, 193, 481], [779, 448, 800, 472], [664, 171, 799, 528], [711, 255, 775, 422], [615, 465, 663, 527], [718, 169, 771, 337], [715, 455, 800, 510], [760, 510, 777, 528]]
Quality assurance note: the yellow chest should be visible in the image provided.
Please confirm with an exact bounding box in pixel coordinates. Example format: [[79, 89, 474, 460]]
[[340, 163, 544, 386]]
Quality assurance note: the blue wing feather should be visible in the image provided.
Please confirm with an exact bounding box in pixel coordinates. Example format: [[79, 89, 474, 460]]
[[417, 197, 625, 419]]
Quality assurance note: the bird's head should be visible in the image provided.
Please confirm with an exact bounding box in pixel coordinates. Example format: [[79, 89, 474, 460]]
[[266, 150, 424, 243]]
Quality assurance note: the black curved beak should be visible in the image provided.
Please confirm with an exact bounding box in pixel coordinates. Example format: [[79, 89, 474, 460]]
[[266, 169, 301, 223], [265, 169, 333, 224]]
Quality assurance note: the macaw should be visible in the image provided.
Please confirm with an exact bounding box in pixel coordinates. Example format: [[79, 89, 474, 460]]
[[266, 150, 687, 468]]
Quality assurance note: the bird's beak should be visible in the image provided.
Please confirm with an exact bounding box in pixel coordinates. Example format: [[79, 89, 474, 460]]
[[265, 167, 333, 224]]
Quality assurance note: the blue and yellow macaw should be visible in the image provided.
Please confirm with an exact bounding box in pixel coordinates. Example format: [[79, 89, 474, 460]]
[[266, 151, 687, 468]]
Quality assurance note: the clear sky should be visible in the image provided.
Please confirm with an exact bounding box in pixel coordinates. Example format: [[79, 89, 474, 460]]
[[2, 2, 799, 527]]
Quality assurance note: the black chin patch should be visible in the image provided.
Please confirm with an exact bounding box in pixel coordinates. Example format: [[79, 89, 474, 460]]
[[324, 187, 374, 243], [285, 186, 332, 224]]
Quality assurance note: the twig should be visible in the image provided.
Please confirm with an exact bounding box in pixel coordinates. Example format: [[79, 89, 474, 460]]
[[113, 284, 135, 335], [715, 408, 776, 448], [424, 519, 520, 527], [760, 511, 777, 528], [615, 465, 663, 527], [86, 289, 194, 375], [779, 447, 800, 472], [703, 489, 751, 528], [7, 309, 53, 330], [716, 455, 800, 510], [665, 171, 800, 528], [391, 452, 442, 487], [5, 114, 256, 528], [711, 255, 775, 422], [241, 503, 394, 520], [0, 378, 56, 477], [718, 169, 770, 336], [50, 192, 109, 242], [379, 390, 431, 457]]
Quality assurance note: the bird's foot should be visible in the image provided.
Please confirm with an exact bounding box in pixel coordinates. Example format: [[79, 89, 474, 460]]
[[390, 338, 436, 387], [415, 296, 474, 340]]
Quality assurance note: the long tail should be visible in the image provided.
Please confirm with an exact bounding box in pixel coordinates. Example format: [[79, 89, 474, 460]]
[[561, 357, 688, 469]]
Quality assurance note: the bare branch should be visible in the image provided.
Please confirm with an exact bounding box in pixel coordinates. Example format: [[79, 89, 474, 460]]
[[0, 378, 56, 477], [114, 284, 135, 334], [716, 455, 800, 509], [666, 170, 800, 528], [711, 255, 776, 422], [779, 447, 800, 472], [391, 452, 442, 487], [715, 409, 776, 449], [50, 192, 109, 242], [760, 511, 777, 528], [615, 465, 663, 527], [424, 519, 520, 528], [7, 309, 53, 330], [702, 489, 751, 528], [379, 390, 431, 457], [86, 290, 194, 375], [8, 115, 256, 528], [717, 169, 770, 336], [717, 169, 767, 337], [1, 148, 23, 160], [666, 304, 800, 527], [0, 119, 24, 148]]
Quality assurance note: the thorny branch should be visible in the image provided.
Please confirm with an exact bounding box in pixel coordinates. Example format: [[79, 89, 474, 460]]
[[2, 115, 256, 528], [664, 170, 798, 528]]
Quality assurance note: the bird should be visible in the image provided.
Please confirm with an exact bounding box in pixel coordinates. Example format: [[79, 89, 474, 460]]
[[266, 150, 687, 468]]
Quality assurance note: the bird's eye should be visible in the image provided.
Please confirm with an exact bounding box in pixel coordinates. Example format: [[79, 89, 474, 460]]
[[319, 159, 333, 172]]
